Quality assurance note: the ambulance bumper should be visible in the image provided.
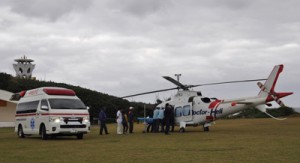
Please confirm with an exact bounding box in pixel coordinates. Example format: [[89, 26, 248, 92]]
[[48, 122, 91, 135]]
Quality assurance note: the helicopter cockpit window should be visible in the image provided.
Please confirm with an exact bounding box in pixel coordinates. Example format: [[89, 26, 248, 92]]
[[183, 105, 190, 116], [201, 97, 211, 103], [175, 106, 182, 117]]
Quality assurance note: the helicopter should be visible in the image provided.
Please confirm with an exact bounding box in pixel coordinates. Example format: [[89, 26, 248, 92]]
[[121, 65, 293, 132]]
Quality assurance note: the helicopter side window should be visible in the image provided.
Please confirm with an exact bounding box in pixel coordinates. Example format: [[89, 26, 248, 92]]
[[183, 105, 190, 116], [175, 106, 182, 117]]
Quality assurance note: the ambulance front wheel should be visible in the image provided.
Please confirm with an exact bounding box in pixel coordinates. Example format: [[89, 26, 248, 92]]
[[77, 133, 83, 139], [41, 124, 48, 140], [18, 125, 25, 138]]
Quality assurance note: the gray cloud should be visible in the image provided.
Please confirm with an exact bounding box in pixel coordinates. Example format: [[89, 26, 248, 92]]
[[0, 0, 299, 107], [107, 0, 170, 18], [7, 0, 91, 21]]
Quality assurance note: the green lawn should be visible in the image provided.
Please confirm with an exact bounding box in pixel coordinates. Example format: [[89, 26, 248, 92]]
[[1, 117, 300, 163]]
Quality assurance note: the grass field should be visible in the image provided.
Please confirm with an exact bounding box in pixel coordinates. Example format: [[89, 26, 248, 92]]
[[0, 117, 300, 163]]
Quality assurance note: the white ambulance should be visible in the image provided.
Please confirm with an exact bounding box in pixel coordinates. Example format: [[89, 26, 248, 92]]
[[15, 87, 90, 140]]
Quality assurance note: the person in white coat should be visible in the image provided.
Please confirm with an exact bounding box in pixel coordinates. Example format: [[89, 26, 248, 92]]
[[116, 109, 123, 134]]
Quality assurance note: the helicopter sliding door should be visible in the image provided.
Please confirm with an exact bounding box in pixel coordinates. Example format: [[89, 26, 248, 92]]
[[174, 103, 193, 123]]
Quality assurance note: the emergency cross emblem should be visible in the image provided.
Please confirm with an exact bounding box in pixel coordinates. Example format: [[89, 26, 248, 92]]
[[30, 118, 35, 130]]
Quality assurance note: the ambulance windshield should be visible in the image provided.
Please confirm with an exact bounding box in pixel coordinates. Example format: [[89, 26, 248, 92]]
[[48, 99, 86, 110]]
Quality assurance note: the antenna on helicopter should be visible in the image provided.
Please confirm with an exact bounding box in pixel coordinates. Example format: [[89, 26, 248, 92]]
[[175, 74, 182, 91], [175, 74, 181, 82]]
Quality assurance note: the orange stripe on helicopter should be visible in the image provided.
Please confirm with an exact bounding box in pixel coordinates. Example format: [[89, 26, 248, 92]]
[[208, 100, 222, 109], [231, 102, 237, 107]]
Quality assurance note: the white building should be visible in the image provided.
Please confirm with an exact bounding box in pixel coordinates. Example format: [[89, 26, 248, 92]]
[[0, 90, 17, 127]]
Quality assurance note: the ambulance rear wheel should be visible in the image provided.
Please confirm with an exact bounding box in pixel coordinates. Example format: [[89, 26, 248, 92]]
[[18, 125, 25, 138], [41, 125, 48, 140]]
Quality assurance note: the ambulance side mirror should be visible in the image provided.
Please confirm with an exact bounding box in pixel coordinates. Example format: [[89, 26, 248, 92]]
[[86, 106, 90, 110]]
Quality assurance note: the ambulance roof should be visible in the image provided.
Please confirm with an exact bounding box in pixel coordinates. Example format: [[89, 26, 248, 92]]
[[23, 87, 76, 97]]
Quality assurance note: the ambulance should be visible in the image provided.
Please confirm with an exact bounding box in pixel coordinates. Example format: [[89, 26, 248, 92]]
[[15, 87, 90, 140]]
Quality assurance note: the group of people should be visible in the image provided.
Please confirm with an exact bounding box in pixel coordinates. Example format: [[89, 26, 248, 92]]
[[146, 103, 175, 135], [116, 107, 134, 134], [99, 103, 175, 135], [98, 106, 134, 135]]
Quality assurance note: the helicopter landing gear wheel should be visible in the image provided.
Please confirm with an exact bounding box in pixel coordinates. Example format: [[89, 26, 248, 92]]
[[179, 127, 185, 133], [203, 126, 209, 132]]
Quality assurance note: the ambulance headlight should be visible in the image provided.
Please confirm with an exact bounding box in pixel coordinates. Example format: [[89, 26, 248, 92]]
[[54, 118, 61, 123], [83, 117, 89, 123], [50, 117, 62, 123]]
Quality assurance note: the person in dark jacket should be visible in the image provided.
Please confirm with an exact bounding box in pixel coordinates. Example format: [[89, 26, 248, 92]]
[[128, 107, 134, 133], [164, 103, 172, 135], [99, 107, 109, 135], [122, 110, 129, 134], [170, 105, 175, 132]]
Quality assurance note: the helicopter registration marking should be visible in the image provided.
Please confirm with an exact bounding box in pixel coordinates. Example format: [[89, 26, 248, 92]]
[[192, 109, 207, 115], [211, 108, 223, 115], [192, 108, 223, 116]]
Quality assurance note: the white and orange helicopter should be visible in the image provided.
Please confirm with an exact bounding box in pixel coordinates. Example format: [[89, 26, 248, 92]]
[[121, 65, 293, 132]]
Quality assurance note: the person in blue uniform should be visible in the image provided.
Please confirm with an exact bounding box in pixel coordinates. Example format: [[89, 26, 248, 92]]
[[153, 107, 159, 133], [99, 107, 109, 135], [157, 107, 165, 132]]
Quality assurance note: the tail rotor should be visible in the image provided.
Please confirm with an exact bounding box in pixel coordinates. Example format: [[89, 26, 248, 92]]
[[257, 82, 285, 107]]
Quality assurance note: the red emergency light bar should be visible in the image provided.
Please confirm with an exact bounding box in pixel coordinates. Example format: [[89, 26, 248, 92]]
[[19, 91, 26, 97], [43, 88, 76, 96]]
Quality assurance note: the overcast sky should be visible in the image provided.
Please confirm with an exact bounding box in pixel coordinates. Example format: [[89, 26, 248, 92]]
[[0, 0, 299, 108]]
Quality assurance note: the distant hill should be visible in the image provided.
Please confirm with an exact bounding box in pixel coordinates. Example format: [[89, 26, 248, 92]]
[[0, 72, 155, 121], [292, 107, 300, 113], [227, 106, 296, 119]]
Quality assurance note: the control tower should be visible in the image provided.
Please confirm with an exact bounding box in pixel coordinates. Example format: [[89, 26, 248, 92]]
[[13, 55, 35, 78]]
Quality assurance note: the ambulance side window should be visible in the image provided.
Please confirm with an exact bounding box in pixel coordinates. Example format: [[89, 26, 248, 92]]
[[41, 99, 49, 110], [16, 101, 39, 114]]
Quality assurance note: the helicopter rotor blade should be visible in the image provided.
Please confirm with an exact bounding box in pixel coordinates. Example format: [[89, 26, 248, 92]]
[[120, 78, 267, 99], [120, 87, 178, 99], [189, 78, 268, 88], [163, 76, 189, 90]]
